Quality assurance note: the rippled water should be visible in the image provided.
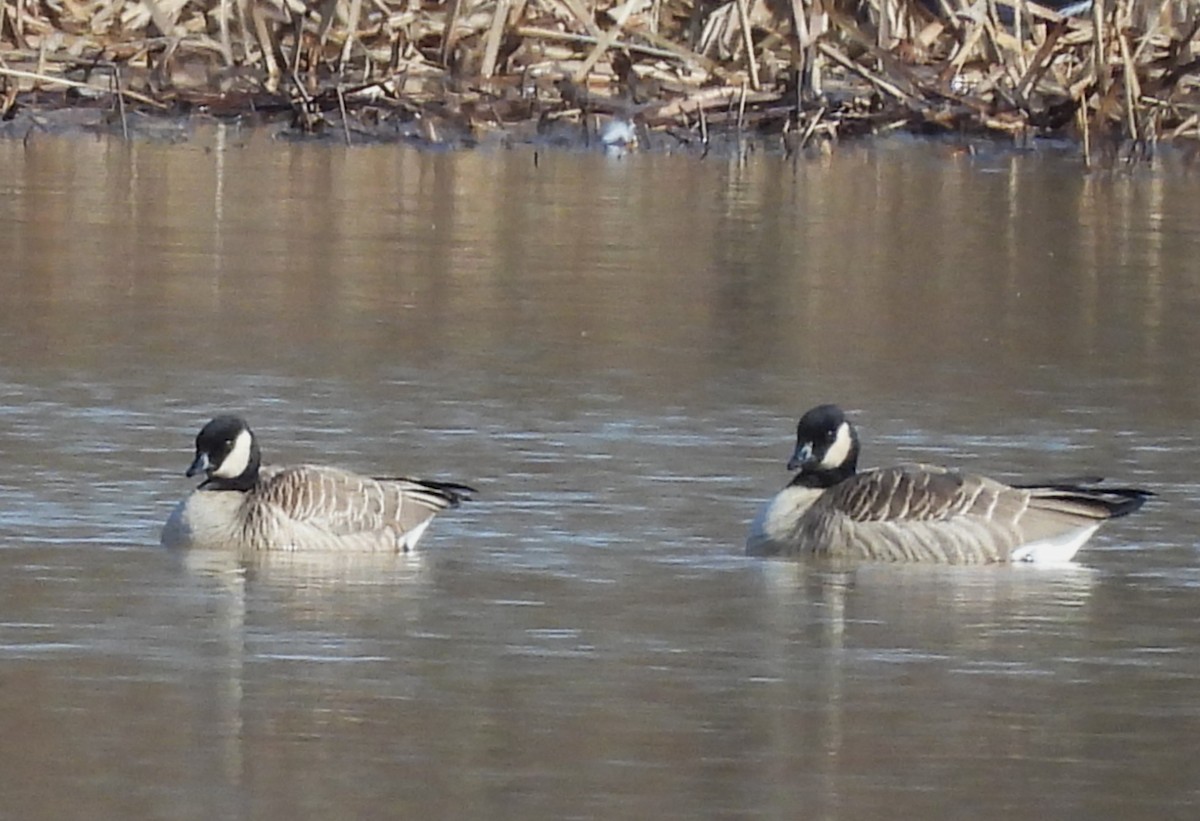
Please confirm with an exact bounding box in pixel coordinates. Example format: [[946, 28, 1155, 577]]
[[1, 130, 1198, 818]]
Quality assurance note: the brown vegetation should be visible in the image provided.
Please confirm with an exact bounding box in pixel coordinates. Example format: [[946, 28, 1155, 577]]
[[1, 0, 1198, 161]]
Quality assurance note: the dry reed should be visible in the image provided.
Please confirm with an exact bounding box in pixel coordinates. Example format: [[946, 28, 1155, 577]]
[[0, 0, 1197, 161]]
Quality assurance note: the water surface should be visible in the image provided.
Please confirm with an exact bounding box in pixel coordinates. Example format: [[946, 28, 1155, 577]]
[[0, 131, 1197, 819]]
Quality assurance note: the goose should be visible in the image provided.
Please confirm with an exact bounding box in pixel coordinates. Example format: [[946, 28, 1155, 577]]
[[162, 415, 475, 552], [746, 404, 1151, 563]]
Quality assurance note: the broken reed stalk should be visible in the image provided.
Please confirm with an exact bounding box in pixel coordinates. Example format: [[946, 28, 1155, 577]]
[[799, 104, 825, 150], [1119, 27, 1140, 143], [789, 0, 809, 107], [572, 0, 640, 83], [113, 65, 127, 139], [1079, 91, 1092, 168], [338, 0, 363, 77], [0, 65, 166, 109], [1015, 21, 1066, 101], [337, 85, 351, 145], [734, 0, 761, 91], [440, 0, 463, 67], [513, 27, 682, 62], [216, 0, 232, 65], [481, 0, 511, 79], [250, 4, 281, 92], [554, 0, 603, 38], [816, 41, 914, 104]]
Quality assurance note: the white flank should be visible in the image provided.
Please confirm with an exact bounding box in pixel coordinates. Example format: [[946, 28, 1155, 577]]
[[212, 428, 254, 479], [820, 421, 854, 470], [1011, 523, 1100, 563], [400, 520, 432, 551]]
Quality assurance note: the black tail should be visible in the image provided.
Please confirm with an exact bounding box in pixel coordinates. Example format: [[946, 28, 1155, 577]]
[[425, 480, 477, 507]]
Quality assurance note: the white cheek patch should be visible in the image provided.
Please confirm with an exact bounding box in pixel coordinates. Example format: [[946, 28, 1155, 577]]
[[212, 429, 253, 479], [820, 422, 853, 469]]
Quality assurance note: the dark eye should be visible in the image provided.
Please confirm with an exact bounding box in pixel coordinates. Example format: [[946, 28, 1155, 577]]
[[825, 430, 836, 442]]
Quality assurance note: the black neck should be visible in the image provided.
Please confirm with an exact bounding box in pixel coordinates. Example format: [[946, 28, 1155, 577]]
[[199, 474, 255, 492], [788, 461, 856, 489]]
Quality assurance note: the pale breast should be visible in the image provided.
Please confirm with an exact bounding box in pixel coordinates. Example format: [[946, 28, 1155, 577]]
[[161, 490, 251, 550], [746, 484, 825, 556]]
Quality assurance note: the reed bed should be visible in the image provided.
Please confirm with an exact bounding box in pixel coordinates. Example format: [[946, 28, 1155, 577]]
[[1, 0, 1197, 160]]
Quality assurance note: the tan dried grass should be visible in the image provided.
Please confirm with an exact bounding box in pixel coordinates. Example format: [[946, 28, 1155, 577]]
[[0, 0, 1195, 160]]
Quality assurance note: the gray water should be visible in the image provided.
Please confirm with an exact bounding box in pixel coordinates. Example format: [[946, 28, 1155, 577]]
[[1, 129, 1198, 819]]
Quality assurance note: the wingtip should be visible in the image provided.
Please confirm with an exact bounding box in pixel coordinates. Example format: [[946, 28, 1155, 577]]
[[428, 480, 477, 507], [1105, 487, 1154, 518]]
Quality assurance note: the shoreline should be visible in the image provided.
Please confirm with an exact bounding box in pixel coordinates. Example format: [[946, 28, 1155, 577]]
[[2, 0, 1196, 163]]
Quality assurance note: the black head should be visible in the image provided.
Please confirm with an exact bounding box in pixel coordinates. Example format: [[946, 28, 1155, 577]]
[[186, 415, 261, 490], [786, 404, 860, 488]]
